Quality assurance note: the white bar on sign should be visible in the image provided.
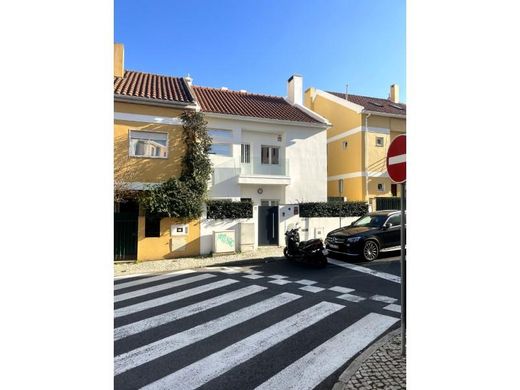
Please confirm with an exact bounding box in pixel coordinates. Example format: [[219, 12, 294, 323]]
[[388, 154, 406, 165]]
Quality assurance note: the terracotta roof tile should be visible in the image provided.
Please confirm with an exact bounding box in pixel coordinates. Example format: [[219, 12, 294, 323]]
[[328, 92, 406, 116], [193, 86, 322, 124], [114, 70, 195, 104]]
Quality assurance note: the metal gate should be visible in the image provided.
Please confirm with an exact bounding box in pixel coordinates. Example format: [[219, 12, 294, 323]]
[[114, 201, 139, 261], [375, 196, 403, 211], [258, 206, 279, 246]]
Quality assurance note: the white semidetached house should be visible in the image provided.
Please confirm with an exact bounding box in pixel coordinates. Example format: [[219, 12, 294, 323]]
[[193, 75, 330, 206]]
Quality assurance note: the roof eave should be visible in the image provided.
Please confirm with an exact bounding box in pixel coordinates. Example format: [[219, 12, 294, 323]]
[[114, 95, 198, 110], [203, 112, 329, 129], [362, 110, 406, 119]]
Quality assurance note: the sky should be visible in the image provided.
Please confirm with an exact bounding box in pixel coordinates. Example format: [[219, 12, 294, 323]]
[[115, 0, 406, 102]]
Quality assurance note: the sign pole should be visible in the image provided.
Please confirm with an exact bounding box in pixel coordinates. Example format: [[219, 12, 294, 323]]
[[401, 182, 406, 356]]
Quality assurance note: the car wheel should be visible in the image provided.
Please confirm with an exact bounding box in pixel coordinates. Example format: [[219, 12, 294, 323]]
[[362, 240, 379, 262]]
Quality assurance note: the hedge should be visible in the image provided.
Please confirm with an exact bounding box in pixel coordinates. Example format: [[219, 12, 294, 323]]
[[299, 201, 368, 218], [206, 200, 253, 219]]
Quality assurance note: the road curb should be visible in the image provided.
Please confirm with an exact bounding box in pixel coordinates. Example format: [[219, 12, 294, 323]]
[[331, 327, 402, 390], [114, 255, 284, 278]]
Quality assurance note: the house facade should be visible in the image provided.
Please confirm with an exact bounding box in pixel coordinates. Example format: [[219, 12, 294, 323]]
[[304, 85, 406, 205], [113, 44, 201, 261], [192, 76, 330, 246]]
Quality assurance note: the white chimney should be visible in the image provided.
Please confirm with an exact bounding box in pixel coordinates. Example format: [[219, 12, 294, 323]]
[[390, 84, 400, 103], [185, 74, 193, 86], [287, 74, 303, 105]]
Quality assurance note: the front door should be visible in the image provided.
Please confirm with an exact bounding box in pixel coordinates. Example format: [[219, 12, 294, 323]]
[[114, 200, 139, 261], [258, 206, 279, 245]]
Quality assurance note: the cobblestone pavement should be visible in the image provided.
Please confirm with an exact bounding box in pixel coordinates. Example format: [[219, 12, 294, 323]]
[[114, 246, 284, 276], [334, 332, 406, 390]]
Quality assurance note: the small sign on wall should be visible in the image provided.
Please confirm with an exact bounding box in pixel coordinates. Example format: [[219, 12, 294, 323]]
[[171, 224, 189, 236], [294, 206, 299, 215]]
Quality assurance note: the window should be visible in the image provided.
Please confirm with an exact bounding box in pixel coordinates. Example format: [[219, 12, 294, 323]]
[[377, 183, 385, 192], [145, 214, 161, 237], [241, 144, 251, 163], [391, 184, 398, 196], [386, 214, 401, 226], [376, 137, 384, 147], [261, 200, 279, 206], [208, 129, 233, 140], [261, 146, 279, 165], [129, 131, 168, 158], [342, 141, 348, 150], [209, 144, 232, 156], [338, 179, 344, 194]]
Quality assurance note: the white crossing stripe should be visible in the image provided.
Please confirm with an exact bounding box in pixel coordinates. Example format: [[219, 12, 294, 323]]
[[383, 303, 401, 313], [328, 258, 401, 283], [245, 270, 263, 275], [255, 313, 399, 390], [141, 301, 345, 390], [114, 274, 215, 302], [295, 279, 317, 285], [114, 270, 194, 291], [242, 274, 264, 280], [114, 292, 301, 375], [269, 279, 292, 285], [329, 286, 355, 293], [389, 154, 406, 165], [299, 286, 325, 293], [114, 279, 237, 318], [370, 295, 398, 304], [267, 274, 288, 279], [336, 293, 366, 302], [114, 284, 264, 341]]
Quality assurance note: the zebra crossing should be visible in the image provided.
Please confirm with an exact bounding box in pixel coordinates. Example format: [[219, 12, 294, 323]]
[[114, 266, 400, 389]]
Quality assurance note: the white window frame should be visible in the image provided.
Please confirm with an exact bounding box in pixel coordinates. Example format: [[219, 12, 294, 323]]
[[376, 137, 384, 147], [261, 145, 280, 165], [377, 183, 385, 192], [208, 129, 233, 157], [241, 143, 251, 163], [128, 130, 169, 159], [261, 199, 279, 206], [338, 179, 344, 194], [209, 143, 232, 156]]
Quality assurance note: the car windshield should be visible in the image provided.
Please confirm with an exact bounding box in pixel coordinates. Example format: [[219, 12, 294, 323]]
[[352, 215, 388, 227]]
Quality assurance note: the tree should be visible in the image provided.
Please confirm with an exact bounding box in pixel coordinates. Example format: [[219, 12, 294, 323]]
[[139, 111, 212, 219]]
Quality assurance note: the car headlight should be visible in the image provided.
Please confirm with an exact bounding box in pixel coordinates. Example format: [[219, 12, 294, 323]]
[[347, 236, 362, 243]]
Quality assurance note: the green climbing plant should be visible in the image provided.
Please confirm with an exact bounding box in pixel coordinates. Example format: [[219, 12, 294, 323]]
[[139, 111, 212, 219]]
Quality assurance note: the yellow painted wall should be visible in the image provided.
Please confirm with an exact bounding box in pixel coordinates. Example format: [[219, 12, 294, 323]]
[[137, 217, 200, 261], [327, 133, 363, 176], [114, 102, 188, 184], [327, 177, 365, 201]]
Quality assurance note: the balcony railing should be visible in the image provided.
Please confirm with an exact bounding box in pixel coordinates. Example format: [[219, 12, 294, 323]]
[[240, 157, 289, 176]]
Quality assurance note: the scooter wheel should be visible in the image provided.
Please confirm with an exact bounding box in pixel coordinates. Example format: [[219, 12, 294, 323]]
[[316, 256, 328, 268], [283, 247, 292, 259]]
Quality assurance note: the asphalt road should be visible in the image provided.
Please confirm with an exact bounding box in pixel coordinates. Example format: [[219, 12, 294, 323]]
[[114, 254, 402, 390]]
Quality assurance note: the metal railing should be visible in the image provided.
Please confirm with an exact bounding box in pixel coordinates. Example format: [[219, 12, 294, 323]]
[[240, 157, 289, 176]]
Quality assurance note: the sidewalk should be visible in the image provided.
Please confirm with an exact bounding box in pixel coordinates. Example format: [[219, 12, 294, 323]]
[[332, 329, 406, 390], [114, 246, 284, 277]]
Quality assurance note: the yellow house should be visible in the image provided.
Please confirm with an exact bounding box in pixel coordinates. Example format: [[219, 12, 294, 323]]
[[114, 43, 201, 261], [304, 85, 406, 206]]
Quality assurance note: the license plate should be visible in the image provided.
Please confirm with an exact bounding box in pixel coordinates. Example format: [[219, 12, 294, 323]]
[[329, 244, 339, 249]]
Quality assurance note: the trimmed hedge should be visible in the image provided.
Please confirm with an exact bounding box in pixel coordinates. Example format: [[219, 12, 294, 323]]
[[206, 200, 253, 219], [299, 201, 368, 218]]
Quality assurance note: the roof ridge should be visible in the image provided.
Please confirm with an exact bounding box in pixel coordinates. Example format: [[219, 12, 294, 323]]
[[327, 90, 406, 106], [118, 69, 187, 80], [193, 85, 283, 100]]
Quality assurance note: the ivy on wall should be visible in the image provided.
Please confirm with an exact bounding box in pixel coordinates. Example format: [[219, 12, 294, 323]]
[[206, 200, 253, 219], [299, 202, 368, 218], [139, 111, 212, 219]]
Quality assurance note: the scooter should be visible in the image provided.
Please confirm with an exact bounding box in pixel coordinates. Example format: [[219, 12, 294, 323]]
[[284, 225, 328, 267]]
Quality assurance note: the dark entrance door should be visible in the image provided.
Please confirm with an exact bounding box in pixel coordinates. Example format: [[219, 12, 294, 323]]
[[258, 206, 279, 245], [114, 200, 139, 261]]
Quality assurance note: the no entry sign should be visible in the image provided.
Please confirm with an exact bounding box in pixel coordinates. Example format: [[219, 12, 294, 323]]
[[386, 134, 406, 183]]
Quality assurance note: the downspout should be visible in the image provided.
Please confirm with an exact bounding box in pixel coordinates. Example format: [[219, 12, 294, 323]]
[[364, 113, 372, 203]]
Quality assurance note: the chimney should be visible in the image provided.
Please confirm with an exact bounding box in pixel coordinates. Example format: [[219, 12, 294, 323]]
[[390, 84, 400, 103], [114, 43, 124, 78], [185, 74, 193, 86], [287, 74, 303, 105]]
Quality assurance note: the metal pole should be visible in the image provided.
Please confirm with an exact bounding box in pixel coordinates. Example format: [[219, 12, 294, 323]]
[[401, 182, 406, 356]]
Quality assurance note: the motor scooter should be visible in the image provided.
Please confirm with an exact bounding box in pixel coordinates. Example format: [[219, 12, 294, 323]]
[[284, 225, 328, 267]]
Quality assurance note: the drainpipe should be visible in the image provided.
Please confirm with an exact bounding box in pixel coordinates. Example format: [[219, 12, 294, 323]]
[[364, 113, 372, 203]]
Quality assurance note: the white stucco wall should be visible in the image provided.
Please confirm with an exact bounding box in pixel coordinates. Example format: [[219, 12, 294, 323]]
[[205, 115, 327, 204]]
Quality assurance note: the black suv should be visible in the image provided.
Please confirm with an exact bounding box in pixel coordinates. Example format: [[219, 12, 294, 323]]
[[325, 210, 404, 261]]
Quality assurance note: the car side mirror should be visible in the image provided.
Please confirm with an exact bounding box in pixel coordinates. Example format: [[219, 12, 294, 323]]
[[382, 223, 392, 230]]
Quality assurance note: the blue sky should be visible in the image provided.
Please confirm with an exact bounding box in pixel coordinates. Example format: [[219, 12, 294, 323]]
[[115, 0, 406, 102]]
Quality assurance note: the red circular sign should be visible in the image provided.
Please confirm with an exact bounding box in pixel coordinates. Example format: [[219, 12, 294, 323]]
[[386, 135, 406, 183]]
